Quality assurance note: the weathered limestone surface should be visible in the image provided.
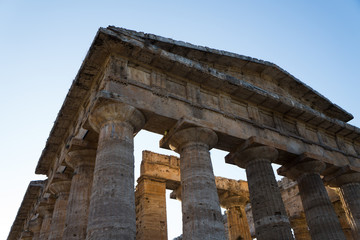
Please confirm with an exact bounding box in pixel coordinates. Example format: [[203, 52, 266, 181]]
[[141, 151, 252, 240], [217, 177, 251, 240], [34, 26, 360, 178], [48, 180, 71, 240], [299, 173, 345, 240], [331, 196, 354, 239], [86, 102, 145, 240], [339, 183, 360, 239], [37, 201, 54, 240], [168, 127, 226, 240], [7, 181, 44, 240], [290, 215, 311, 240], [278, 178, 311, 240], [19, 231, 32, 240], [28, 218, 42, 240], [279, 176, 355, 240], [220, 194, 251, 240], [245, 204, 255, 238], [279, 157, 346, 240], [63, 149, 96, 240], [325, 169, 360, 239], [228, 146, 294, 240], [140, 150, 180, 189], [135, 176, 167, 240]]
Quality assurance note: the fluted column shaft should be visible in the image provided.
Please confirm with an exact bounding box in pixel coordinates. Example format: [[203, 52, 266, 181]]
[[28, 218, 42, 240], [219, 192, 251, 240], [330, 198, 354, 240], [135, 177, 167, 240], [247, 159, 293, 239], [232, 146, 293, 240], [339, 181, 360, 239], [290, 216, 311, 240], [63, 149, 96, 240], [168, 127, 226, 240], [325, 170, 360, 239], [48, 180, 71, 240], [297, 172, 345, 239], [38, 204, 54, 240], [226, 204, 252, 240], [86, 102, 145, 240]]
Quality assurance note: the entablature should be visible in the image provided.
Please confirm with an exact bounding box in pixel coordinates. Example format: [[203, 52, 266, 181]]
[[35, 26, 360, 177]]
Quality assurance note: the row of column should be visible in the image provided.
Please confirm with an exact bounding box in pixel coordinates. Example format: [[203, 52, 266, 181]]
[[278, 156, 360, 240], [22, 101, 360, 240], [26, 149, 96, 240]]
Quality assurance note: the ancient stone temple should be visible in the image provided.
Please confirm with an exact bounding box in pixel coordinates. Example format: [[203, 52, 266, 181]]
[[7, 26, 360, 240]]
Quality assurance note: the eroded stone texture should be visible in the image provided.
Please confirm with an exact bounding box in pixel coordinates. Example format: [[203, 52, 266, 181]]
[[217, 177, 251, 240], [20, 230, 33, 240], [290, 214, 311, 240], [279, 176, 354, 240], [37, 201, 54, 240], [299, 173, 345, 240], [280, 158, 346, 240], [28, 218, 42, 240], [339, 183, 360, 239], [168, 127, 226, 240], [232, 146, 294, 240], [135, 176, 167, 240], [140, 150, 180, 187], [141, 151, 253, 240], [245, 204, 256, 238], [331, 195, 354, 240], [63, 149, 96, 240], [326, 170, 360, 239], [278, 178, 311, 240], [219, 194, 251, 240], [86, 102, 145, 240], [48, 180, 71, 240]]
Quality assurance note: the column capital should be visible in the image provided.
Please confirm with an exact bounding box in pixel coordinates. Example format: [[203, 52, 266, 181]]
[[278, 154, 326, 181], [168, 127, 218, 153], [28, 217, 42, 234], [324, 166, 360, 187], [65, 149, 96, 169], [49, 180, 71, 197], [219, 192, 249, 208], [169, 186, 182, 201], [20, 230, 33, 240], [89, 101, 145, 133], [233, 145, 278, 169]]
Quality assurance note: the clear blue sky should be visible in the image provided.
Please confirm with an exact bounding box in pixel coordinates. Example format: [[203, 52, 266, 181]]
[[1, 1, 359, 239]]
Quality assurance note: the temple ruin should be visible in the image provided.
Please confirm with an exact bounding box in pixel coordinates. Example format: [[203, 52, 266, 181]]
[[7, 26, 360, 240]]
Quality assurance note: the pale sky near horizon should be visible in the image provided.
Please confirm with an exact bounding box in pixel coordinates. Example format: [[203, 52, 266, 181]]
[[1, 1, 359, 239]]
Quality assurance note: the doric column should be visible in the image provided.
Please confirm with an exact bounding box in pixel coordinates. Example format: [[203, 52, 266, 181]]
[[37, 201, 54, 240], [229, 146, 293, 240], [290, 214, 311, 240], [279, 157, 346, 240], [325, 169, 360, 239], [48, 180, 71, 240], [331, 196, 354, 240], [63, 149, 96, 240], [28, 218, 42, 240], [168, 127, 226, 240], [219, 194, 252, 240], [86, 102, 145, 240], [135, 176, 167, 240]]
